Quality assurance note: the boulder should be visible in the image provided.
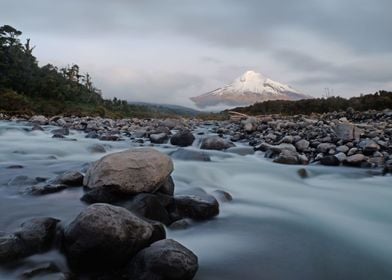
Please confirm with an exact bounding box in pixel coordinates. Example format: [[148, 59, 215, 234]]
[[128, 239, 198, 280], [170, 130, 195, 147], [83, 148, 173, 195], [174, 195, 219, 220], [63, 203, 157, 272], [200, 137, 235, 151]]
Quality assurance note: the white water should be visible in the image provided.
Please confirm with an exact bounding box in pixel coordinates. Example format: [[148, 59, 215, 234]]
[[0, 121, 391, 279]]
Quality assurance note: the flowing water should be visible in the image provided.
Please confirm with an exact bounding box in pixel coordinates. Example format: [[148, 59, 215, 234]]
[[0, 120, 391, 280]]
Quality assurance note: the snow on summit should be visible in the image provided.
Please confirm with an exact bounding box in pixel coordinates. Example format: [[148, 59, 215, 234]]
[[191, 70, 310, 108]]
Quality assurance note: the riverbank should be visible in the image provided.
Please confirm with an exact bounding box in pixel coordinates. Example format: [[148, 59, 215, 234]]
[[1, 108, 391, 173]]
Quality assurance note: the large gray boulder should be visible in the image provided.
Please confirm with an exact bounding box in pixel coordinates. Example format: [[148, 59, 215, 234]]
[[63, 203, 158, 272], [128, 239, 198, 280], [83, 148, 173, 195]]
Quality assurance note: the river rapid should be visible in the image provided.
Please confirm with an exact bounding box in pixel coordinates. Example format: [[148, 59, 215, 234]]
[[0, 120, 391, 280]]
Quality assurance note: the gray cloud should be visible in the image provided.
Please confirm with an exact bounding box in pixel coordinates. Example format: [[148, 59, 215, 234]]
[[1, 0, 391, 105]]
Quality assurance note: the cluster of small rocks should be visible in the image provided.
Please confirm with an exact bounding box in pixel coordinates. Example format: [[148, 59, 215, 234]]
[[218, 109, 392, 174]]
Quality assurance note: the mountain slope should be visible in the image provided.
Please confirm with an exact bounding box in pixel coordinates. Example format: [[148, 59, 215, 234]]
[[191, 70, 311, 108]]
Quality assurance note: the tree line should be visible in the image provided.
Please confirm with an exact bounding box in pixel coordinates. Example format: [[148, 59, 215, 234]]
[[0, 25, 156, 118], [230, 91, 392, 116]]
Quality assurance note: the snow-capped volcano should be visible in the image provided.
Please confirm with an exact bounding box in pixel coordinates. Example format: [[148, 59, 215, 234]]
[[191, 70, 311, 108]]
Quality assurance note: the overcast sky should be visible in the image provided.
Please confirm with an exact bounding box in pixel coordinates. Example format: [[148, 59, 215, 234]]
[[1, 0, 392, 107]]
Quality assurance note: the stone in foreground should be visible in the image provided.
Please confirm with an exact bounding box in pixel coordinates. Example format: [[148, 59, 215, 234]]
[[128, 239, 198, 280], [63, 203, 158, 272], [83, 148, 173, 194]]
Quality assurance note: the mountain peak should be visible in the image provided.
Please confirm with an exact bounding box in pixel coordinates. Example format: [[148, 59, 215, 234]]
[[191, 70, 311, 108]]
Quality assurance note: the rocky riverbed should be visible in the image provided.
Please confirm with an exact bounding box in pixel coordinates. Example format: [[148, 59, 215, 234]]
[[0, 110, 391, 279]]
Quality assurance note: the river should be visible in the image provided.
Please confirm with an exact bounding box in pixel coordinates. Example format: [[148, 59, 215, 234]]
[[0, 120, 391, 280]]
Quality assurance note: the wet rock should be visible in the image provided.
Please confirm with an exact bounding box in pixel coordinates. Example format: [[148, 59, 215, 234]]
[[128, 239, 198, 280], [26, 184, 67, 195], [6, 164, 24, 169], [297, 168, 309, 178], [211, 190, 233, 202], [81, 187, 129, 204], [320, 155, 340, 166], [200, 136, 235, 151], [157, 176, 175, 196], [21, 262, 61, 279], [52, 134, 65, 139], [51, 127, 69, 136], [226, 147, 254, 156], [63, 203, 157, 272], [273, 150, 304, 165], [150, 133, 168, 144], [8, 175, 38, 187], [0, 233, 27, 263], [119, 194, 171, 225], [343, 154, 367, 167], [54, 171, 84, 186], [99, 134, 120, 141], [169, 219, 190, 230], [363, 140, 380, 156], [87, 143, 107, 153], [16, 217, 60, 254], [85, 131, 98, 139], [170, 148, 211, 162], [170, 130, 195, 147], [83, 148, 173, 195], [31, 124, 44, 131], [174, 194, 219, 220]]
